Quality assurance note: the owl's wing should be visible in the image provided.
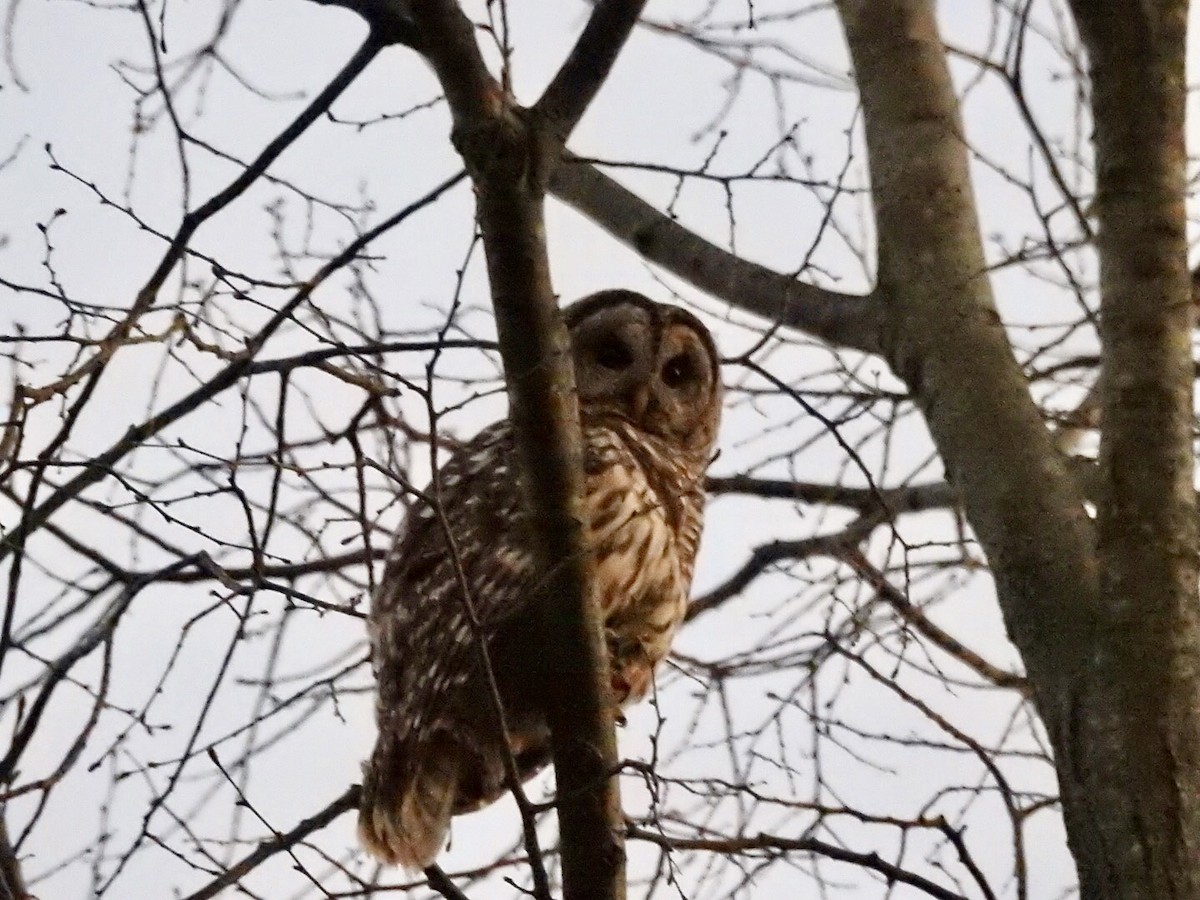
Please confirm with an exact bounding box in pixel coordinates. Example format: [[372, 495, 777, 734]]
[[360, 420, 540, 866], [369, 419, 535, 744]]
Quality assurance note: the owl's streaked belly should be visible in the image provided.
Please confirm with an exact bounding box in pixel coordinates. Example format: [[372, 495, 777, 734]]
[[585, 447, 691, 707]]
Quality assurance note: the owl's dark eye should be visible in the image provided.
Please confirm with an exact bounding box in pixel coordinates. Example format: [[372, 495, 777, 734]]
[[593, 337, 634, 370], [662, 353, 696, 388]]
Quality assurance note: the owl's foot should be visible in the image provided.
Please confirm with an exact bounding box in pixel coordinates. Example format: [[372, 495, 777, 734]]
[[609, 669, 631, 725], [610, 668, 632, 705]]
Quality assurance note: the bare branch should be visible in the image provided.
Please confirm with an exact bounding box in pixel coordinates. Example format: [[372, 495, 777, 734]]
[[424, 864, 473, 900], [403, 2, 626, 896], [837, 547, 1028, 692], [687, 514, 884, 621], [25, 34, 387, 405], [0, 172, 465, 565], [627, 825, 968, 900], [535, 0, 650, 144], [0, 555, 201, 784], [550, 157, 882, 354], [177, 785, 360, 900], [705, 474, 956, 513]]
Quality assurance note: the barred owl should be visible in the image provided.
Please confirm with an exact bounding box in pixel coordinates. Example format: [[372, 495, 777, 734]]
[[358, 290, 722, 868]]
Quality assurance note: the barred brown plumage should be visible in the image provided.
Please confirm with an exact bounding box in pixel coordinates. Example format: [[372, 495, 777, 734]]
[[357, 290, 723, 868]]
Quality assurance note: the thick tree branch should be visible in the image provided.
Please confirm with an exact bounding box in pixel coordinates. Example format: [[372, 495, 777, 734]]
[[550, 157, 883, 354], [337, 4, 883, 364], [534, 0, 649, 143], [835, 0, 1098, 702], [402, 2, 647, 897], [407, 1, 502, 123], [1055, 2, 1199, 896]]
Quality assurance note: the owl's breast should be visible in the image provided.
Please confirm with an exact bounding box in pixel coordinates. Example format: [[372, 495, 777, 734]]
[[583, 426, 703, 705]]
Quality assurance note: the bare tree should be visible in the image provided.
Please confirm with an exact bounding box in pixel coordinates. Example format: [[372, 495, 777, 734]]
[[0, 1, 1195, 898]]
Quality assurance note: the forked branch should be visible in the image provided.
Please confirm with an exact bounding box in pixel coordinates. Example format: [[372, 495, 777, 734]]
[[550, 157, 883, 354], [387, 2, 652, 898]]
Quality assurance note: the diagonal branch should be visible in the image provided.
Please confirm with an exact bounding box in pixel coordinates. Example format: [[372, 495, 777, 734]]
[[549, 158, 882, 354], [837, 547, 1028, 692], [177, 786, 360, 900], [424, 864, 473, 900], [402, 2, 644, 898], [407, 0, 502, 124], [307, 4, 883, 361], [626, 825, 968, 900], [534, 0, 649, 144]]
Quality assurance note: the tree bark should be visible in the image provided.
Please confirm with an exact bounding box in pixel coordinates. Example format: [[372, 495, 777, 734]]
[[1055, 2, 1200, 896], [836, 1, 1200, 896], [400, 2, 652, 897], [549, 159, 883, 354], [832, 0, 1098, 695]]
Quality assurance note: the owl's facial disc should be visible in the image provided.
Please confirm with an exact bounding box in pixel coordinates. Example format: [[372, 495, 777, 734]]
[[569, 315, 717, 452], [645, 323, 720, 448], [565, 292, 722, 453], [570, 302, 651, 377]]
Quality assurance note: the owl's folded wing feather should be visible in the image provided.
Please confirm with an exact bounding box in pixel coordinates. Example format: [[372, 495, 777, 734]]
[[358, 421, 537, 868]]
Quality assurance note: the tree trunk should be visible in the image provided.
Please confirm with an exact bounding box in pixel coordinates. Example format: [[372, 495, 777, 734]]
[[1055, 2, 1200, 896], [839, 0, 1200, 895]]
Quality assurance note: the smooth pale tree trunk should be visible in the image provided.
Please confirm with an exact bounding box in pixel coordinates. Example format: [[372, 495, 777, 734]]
[[837, 0, 1200, 896], [1058, 2, 1200, 895]]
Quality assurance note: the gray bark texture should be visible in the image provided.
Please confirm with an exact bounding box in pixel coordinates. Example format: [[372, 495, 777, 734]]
[[835, 1, 1197, 896], [397, 2, 651, 898], [1060, 2, 1200, 896]]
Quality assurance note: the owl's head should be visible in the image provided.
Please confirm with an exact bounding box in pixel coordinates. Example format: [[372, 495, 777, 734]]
[[565, 290, 722, 454]]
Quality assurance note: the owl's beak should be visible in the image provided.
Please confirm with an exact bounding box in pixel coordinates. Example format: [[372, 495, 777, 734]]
[[630, 384, 652, 420]]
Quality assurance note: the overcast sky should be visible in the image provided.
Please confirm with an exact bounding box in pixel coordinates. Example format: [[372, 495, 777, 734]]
[[3, 1, 1196, 897]]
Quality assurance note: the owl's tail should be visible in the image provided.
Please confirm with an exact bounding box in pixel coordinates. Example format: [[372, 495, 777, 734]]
[[358, 738, 463, 870]]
